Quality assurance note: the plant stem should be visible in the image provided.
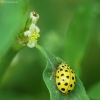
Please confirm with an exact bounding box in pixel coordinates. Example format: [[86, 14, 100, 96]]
[[0, 41, 24, 84], [0, 47, 18, 83]]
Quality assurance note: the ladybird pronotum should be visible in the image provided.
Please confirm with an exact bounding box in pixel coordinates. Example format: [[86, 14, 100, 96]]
[[56, 62, 76, 94]]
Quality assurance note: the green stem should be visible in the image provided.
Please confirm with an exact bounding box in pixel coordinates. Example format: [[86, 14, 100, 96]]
[[0, 43, 24, 84], [0, 47, 18, 83], [35, 44, 59, 68], [35, 44, 49, 59]]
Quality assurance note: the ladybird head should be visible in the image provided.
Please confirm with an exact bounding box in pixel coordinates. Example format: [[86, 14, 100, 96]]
[[58, 62, 69, 69]]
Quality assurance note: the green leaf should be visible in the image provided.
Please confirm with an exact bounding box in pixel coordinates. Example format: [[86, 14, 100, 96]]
[[0, 0, 30, 83], [35, 44, 89, 100], [63, 2, 94, 75], [0, 0, 30, 54], [87, 82, 100, 100]]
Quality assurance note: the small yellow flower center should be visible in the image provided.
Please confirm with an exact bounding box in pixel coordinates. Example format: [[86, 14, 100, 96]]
[[29, 32, 40, 43]]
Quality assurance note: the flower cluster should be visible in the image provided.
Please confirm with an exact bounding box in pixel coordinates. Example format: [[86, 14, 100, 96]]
[[24, 11, 40, 48], [24, 23, 40, 48], [19, 11, 40, 48]]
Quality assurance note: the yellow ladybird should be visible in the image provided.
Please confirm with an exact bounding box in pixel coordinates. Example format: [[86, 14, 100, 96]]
[[56, 62, 76, 94]]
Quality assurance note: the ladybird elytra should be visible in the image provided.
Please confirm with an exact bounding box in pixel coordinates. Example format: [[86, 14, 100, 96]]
[[55, 62, 76, 94]]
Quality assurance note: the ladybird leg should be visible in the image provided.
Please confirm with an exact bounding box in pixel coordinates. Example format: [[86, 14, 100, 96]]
[[52, 74, 57, 84], [52, 67, 59, 77], [54, 82, 57, 85], [52, 71, 56, 78], [53, 75, 56, 78], [56, 67, 59, 70], [53, 67, 58, 71]]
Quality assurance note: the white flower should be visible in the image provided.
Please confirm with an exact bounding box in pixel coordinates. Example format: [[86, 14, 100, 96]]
[[30, 11, 39, 24], [24, 30, 31, 37], [24, 24, 40, 48], [29, 24, 40, 33], [27, 40, 36, 48]]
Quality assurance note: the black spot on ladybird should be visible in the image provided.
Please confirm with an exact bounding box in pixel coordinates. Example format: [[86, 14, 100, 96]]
[[64, 82, 68, 86], [58, 71, 59, 73], [62, 66, 64, 68], [66, 76, 69, 79], [58, 82, 61, 85], [62, 79, 64, 81], [70, 84, 72, 87], [72, 76, 74, 80], [60, 69, 63, 71], [67, 67, 70, 69], [65, 70, 68, 72], [57, 76, 59, 78], [61, 74, 64, 76], [71, 71, 73, 73], [70, 67, 72, 69], [61, 88, 65, 91], [68, 90, 71, 92]]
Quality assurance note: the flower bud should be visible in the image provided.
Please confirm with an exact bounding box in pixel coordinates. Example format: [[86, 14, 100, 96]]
[[30, 11, 39, 24]]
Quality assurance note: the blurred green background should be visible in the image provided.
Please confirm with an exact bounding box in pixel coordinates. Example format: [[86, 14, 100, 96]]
[[0, 0, 100, 100]]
